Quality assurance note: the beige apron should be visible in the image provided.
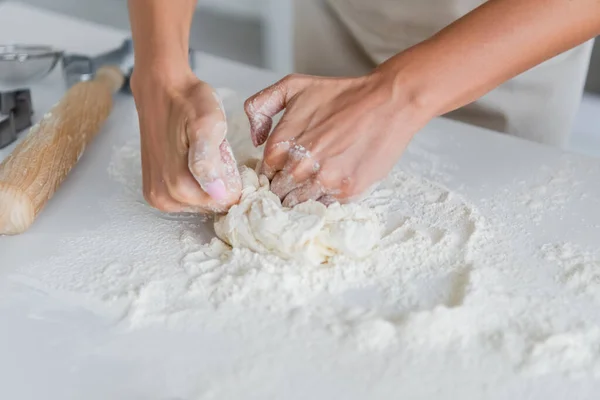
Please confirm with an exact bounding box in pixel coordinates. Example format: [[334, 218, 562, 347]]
[[294, 0, 594, 146]]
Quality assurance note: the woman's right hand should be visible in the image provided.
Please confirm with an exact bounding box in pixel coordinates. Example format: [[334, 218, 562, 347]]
[[130, 67, 242, 214]]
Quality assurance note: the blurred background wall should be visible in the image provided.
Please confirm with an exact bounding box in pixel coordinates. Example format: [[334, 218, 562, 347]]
[[6, 0, 599, 92]]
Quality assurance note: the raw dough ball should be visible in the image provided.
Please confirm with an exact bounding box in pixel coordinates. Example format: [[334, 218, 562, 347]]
[[214, 166, 383, 265]]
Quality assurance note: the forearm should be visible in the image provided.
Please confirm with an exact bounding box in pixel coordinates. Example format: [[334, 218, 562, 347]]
[[127, 0, 197, 77], [382, 0, 600, 118]]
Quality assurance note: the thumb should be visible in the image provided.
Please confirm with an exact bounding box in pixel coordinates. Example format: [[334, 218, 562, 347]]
[[187, 117, 230, 201], [244, 74, 303, 147]]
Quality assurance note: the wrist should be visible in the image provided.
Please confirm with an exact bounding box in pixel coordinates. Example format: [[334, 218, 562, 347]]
[[131, 60, 197, 96], [133, 40, 191, 72], [127, 0, 197, 86], [372, 42, 448, 122]]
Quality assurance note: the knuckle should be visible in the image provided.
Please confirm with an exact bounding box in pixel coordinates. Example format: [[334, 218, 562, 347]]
[[287, 163, 304, 179], [341, 179, 365, 200], [280, 73, 306, 88], [343, 177, 364, 198], [310, 136, 328, 155], [144, 190, 176, 212], [188, 158, 207, 176], [340, 176, 357, 192], [315, 165, 361, 197], [287, 159, 314, 182], [315, 168, 336, 189], [243, 96, 256, 114], [262, 149, 277, 167], [259, 160, 277, 179], [263, 143, 278, 159], [179, 102, 197, 120], [166, 176, 196, 204], [170, 187, 191, 204], [281, 74, 296, 85], [197, 111, 224, 126], [189, 115, 225, 137], [264, 139, 288, 160]]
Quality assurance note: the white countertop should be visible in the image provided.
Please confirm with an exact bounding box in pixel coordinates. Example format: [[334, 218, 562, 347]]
[[2, 3, 600, 400]]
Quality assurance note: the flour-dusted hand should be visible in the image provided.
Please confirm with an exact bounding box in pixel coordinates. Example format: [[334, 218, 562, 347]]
[[130, 70, 241, 213], [244, 70, 431, 207], [127, 0, 241, 213]]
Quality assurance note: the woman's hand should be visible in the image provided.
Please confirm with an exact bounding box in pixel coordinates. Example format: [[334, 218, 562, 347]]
[[244, 0, 600, 208], [244, 68, 432, 207], [131, 69, 241, 213]]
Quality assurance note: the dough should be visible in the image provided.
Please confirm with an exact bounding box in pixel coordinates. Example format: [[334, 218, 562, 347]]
[[214, 166, 383, 265], [213, 99, 383, 265]]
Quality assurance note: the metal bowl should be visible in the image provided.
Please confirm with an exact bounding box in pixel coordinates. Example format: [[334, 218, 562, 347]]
[[0, 44, 63, 89]]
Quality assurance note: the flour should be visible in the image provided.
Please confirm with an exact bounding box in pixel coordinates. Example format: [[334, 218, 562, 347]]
[[542, 242, 600, 303], [520, 328, 600, 378], [517, 161, 586, 224], [102, 101, 490, 351], [9, 89, 600, 386], [214, 166, 382, 265], [106, 103, 600, 378]]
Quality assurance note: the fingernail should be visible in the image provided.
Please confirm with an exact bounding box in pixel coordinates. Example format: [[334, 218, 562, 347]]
[[202, 179, 227, 201]]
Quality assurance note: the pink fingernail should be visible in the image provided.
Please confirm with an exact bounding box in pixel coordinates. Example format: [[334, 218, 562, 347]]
[[203, 179, 227, 200]]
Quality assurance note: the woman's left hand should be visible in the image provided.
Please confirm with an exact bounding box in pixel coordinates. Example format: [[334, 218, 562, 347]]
[[244, 68, 432, 207]]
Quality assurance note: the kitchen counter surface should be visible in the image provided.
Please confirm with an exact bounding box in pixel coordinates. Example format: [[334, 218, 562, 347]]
[[2, 3, 600, 399]]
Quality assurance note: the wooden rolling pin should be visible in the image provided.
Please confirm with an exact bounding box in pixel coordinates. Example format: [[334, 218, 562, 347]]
[[0, 66, 124, 235]]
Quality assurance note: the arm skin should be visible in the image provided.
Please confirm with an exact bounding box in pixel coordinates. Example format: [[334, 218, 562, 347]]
[[245, 0, 600, 205], [128, 0, 196, 80], [127, 0, 242, 213], [383, 0, 600, 117]]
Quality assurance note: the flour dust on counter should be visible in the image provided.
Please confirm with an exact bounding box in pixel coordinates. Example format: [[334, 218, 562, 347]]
[[110, 92, 600, 376], [8, 89, 600, 395]]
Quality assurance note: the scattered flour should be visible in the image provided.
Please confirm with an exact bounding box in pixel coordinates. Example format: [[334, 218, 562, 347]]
[[9, 89, 600, 386], [520, 328, 600, 378], [517, 162, 584, 222], [542, 242, 600, 303]]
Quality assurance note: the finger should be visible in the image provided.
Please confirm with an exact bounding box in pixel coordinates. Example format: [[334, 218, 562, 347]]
[[219, 139, 239, 178], [146, 185, 214, 213], [317, 195, 338, 206], [268, 144, 319, 196], [260, 139, 291, 180], [259, 114, 312, 179], [244, 74, 303, 147], [166, 174, 231, 213], [187, 118, 229, 201], [211, 89, 227, 120], [286, 142, 321, 182], [144, 191, 188, 213], [167, 171, 212, 206], [218, 139, 242, 198], [270, 170, 297, 201], [270, 150, 318, 201], [282, 180, 324, 208]]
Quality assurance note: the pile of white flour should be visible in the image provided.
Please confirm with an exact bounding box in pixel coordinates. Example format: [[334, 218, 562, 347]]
[[11, 90, 600, 388]]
